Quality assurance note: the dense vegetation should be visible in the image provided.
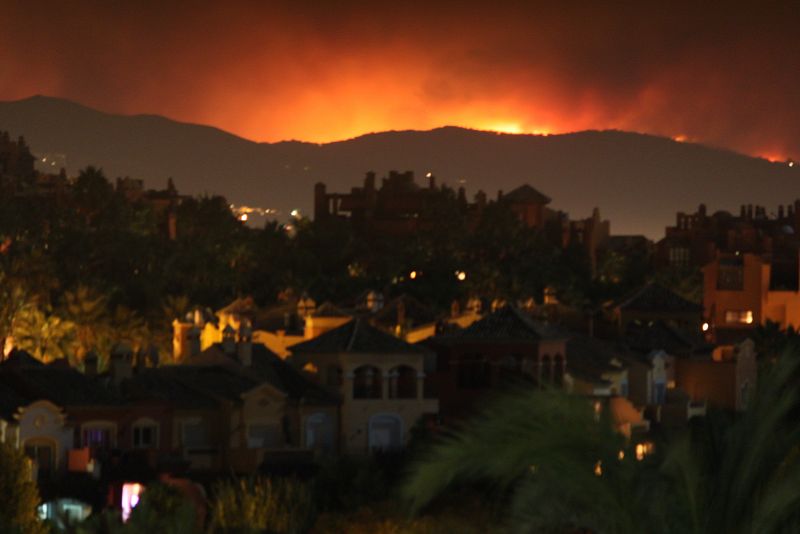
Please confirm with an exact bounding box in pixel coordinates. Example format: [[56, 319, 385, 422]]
[[0, 163, 684, 368]]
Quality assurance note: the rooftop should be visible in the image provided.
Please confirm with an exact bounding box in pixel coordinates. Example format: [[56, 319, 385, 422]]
[[441, 305, 564, 342], [616, 283, 702, 313], [289, 318, 428, 355]]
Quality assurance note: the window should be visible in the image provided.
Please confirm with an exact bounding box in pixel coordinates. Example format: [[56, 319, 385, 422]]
[[668, 247, 690, 268], [247, 424, 282, 449], [353, 366, 382, 399], [132, 420, 159, 449], [24, 439, 54, 480], [305, 413, 334, 451], [725, 310, 753, 324], [181, 420, 210, 450], [388, 366, 417, 399], [368, 414, 403, 451], [82, 423, 115, 451], [717, 262, 744, 290]]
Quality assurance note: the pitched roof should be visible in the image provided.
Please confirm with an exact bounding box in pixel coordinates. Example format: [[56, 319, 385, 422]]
[[289, 318, 427, 355], [124, 369, 221, 410], [616, 283, 702, 313], [193, 344, 338, 404], [1, 348, 44, 368], [623, 320, 700, 355], [0, 365, 120, 407], [443, 305, 564, 342], [502, 184, 551, 205], [311, 301, 352, 318], [0, 381, 29, 419], [371, 294, 438, 329]]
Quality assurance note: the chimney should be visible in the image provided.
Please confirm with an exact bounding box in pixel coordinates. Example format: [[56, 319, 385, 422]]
[[187, 326, 201, 358], [747, 204, 754, 220], [109, 346, 133, 385], [475, 190, 487, 206], [364, 171, 376, 192], [222, 324, 236, 354], [497, 189, 504, 201], [698, 203, 707, 218], [314, 182, 328, 221], [779, 205, 785, 219], [427, 172, 436, 189], [237, 322, 252, 367]]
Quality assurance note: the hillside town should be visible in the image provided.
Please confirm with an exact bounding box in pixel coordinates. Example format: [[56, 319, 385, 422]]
[[2, 128, 800, 532]]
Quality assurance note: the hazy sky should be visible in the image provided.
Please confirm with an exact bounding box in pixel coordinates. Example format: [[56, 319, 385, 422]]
[[1, 1, 798, 159]]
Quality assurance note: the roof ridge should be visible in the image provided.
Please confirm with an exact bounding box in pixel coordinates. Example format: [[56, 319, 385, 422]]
[[346, 318, 359, 352]]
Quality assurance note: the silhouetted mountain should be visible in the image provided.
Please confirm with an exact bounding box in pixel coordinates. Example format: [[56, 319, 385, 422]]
[[1, 95, 797, 238]]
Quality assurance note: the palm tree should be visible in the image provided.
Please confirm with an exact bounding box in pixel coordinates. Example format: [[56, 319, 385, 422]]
[[663, 351, 800, 533], [61, 285, 112, 363], [11, 305, 76, 363], [403, 352, 800, 533]]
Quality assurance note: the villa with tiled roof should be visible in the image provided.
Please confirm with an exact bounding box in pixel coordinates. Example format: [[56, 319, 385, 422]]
[[289, 318, 437, 453]]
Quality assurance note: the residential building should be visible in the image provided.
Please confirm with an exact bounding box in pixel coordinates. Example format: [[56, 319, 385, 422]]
[[658, 202, 800, 269], [424, 305, 567, 419], [612, 282, 704, 335], [288, 318, 438, 453], [703, 252, 800, 343]]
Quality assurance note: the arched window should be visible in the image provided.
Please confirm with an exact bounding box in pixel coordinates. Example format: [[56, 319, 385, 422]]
[[305, 412, 335, 451], [353, 365, 382, 399], [131, 418, 159, 449], [389, 366, 417, 399], [368, 413, 403, 451], [553, 354, 565, 386], [24, 438, 56, 480], [81, 421, 117, 452]]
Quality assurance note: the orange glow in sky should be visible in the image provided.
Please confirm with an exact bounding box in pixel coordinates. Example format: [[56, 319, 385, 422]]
[[0, 3, 797, 161]]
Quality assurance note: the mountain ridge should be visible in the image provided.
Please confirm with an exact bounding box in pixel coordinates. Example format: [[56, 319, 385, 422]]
[[1, 95, 796, 238]]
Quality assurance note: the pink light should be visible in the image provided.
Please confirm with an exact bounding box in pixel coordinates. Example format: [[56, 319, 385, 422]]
[[121, 483, 144, 522]]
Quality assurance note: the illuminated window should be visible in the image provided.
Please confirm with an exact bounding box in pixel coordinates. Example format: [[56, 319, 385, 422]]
[[725, 310, 754, 324], [635, 441, 655, 461]]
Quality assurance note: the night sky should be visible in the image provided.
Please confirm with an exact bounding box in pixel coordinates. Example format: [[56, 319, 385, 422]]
[[1, 2, 798, 160]]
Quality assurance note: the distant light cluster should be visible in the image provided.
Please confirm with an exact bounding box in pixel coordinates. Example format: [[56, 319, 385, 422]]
[[229, 204, 278, 220]]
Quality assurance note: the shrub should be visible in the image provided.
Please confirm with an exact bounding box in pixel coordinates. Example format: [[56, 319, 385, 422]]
[[209, 477, 314, 534]]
